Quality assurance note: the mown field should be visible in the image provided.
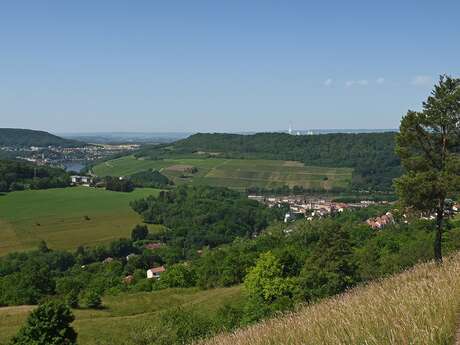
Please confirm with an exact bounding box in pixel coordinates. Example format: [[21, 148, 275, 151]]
[[93, 156, 353, 191], [0, 285, 242, 345], [0, 187, 160, 256]]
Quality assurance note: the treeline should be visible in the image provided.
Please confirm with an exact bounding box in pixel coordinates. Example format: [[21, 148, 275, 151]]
[[129, 169, 173, 188], [0, 160, 70, 192], [135, 132, 401, 191], [131, 185, 285, 249], [98, 170, 172, 192], [105, 176, 135, 192], [0, 128, 82, 147]]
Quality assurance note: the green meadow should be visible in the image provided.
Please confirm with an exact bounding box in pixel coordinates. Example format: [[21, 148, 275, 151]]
[[0, 285, 242, 345], [93, 156, 353, 191], [0, 187, 160, 256]]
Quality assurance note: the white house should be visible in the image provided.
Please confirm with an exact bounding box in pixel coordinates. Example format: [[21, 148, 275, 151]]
[[70, 175, 92, 186], [146, 266, 166, 279]]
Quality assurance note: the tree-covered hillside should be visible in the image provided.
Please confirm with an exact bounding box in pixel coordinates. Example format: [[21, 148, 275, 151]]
[[0, 128, 82, 147], [0, 160, 70, 191], [135, 132, 401, 191], [131, 185, 284, 249]]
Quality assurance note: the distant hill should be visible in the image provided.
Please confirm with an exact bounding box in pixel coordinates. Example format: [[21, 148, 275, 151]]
[[135, 132, 401, 191], [0, 128, 83, 147]]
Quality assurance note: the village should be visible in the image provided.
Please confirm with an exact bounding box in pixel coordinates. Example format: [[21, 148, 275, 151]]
[[248, 194, 383, 219], [249, 194, 460, 230], [0, 143, 139, 171]]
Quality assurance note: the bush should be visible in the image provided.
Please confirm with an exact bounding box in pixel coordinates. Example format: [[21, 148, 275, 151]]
[[66, 291, 79, 309], [84, 290, 102, 309], [11, 300, 77, 345]]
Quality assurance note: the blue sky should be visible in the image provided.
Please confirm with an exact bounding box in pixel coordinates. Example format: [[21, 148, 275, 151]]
[[0, 1, 459, 133]]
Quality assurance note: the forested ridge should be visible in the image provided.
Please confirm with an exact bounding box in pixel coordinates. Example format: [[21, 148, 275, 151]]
[[131, 185, 283, 249], [135, 132, 401, 191], [0, 128, 82, 147], [0, 159, 70, 191]]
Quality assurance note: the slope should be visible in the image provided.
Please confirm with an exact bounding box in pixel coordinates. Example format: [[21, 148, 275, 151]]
[[0, 128, 83, 147], [203, 252, 460, 345]]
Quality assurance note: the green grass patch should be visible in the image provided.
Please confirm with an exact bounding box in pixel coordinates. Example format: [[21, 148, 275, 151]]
[[93, 156, 353, 192], [0, 286, 242, 345], [0, 187, 160, 256]]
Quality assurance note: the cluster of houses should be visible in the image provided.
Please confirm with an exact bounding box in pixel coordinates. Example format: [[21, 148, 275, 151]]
[[100, 242, 168, 285], [249, 195, 377, 222], [366, 212, 395, 229]]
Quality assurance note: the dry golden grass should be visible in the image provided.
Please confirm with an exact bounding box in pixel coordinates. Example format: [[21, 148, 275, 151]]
[[203, 253, 460, 345]]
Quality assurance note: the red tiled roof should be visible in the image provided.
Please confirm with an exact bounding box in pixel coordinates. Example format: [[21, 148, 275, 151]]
[[149, 266, 166, 274]]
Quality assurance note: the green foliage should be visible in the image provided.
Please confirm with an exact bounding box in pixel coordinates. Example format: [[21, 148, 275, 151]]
[[105, 176, 134, 192], [0, 128, 81, 147], [84, 289, 102, 309], [297, 221, 358, 301], [156, 264, 196, 288], [66, 290, 79, 309], [131, 224, 149, 241], [244, 252, 295, 303], [395, 75, 460, 261], [10, 300, 77, 345], [0, 159, 70, 192], [128, 169, 173, 188], [131, 185, 283, 250]]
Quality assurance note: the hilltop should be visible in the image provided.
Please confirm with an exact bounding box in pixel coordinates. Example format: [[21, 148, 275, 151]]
[[0, 128, 83, 147], [203, 252, 460, 345], [131, 132, 401, 191]]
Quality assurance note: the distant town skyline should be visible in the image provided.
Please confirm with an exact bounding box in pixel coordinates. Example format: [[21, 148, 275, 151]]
[[1, 1, 459, 132]]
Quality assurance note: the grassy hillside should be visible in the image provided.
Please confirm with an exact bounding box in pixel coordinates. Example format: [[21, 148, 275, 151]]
[[0, 128, 82, 147], [0, 187, 160, 255], [0, 285, 242, 345], [133, 132, 400, 191], [93, 156, 353, 191], [202, 253, 460, 345]]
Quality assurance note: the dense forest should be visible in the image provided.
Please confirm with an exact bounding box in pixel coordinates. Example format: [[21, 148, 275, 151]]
[[0, 128, 82, 147], [130, 185, 284, 249], [135, 132, 401, 191], [0, 160, 70, 192]]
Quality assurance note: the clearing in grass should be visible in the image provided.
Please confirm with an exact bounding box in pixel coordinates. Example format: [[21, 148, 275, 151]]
[[0, 187, 160, 256]]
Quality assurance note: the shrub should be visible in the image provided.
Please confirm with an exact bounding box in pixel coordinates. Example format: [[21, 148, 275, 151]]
[[10, 300, 77, 345]]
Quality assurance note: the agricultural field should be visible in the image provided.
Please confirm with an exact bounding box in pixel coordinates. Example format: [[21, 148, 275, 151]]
[[0, 285, 242, 345], [93, 156, 353, 191], [0, 187, 160, 256]]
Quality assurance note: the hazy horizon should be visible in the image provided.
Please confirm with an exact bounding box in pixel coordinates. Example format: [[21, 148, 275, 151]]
[[1, 1, 459, 132]]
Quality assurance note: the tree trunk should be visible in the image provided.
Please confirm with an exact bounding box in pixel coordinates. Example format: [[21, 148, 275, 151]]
[[434, 206, 444, 263]]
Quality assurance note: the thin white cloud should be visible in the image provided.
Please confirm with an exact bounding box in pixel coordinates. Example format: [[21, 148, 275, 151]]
[[323, 78, 333, 87], [345, 79, 368, 87], [376, 77, 385, 84], [411, 75, 432, 86]]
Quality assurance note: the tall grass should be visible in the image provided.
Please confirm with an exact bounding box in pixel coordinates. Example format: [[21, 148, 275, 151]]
[[203, 253, 460, 345]]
